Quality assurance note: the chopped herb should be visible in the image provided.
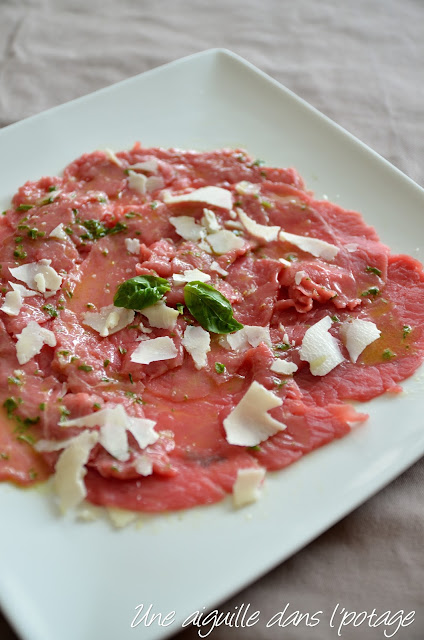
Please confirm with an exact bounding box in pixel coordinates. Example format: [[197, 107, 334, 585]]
[[2, 211, 7, 216], [39, 196, 55, 206], [39, 403, 46, 411], [285, 254, 297, 262], [17, 433, 35, 445], [275, 342, 291, 351], [260, 170, 267, 178], [29, 469, 38, 480], [3, 397, 19, 415], [7, 375, 22, 386], [114, 275, 170, 311], [28, 228, 45, 239], [48, 185, 58, 192], [81, 219, 127, 241], [331, 315, 340, 322], [64, 226, 73, 235], [103, 359, 110, 368], [58, 350, 70, 356], [42, 304, 58, 318], [0, 452, 9, 460], [128, 373, 134, 384], [78, 364, 93, 372], [252, 159, 265, 167], [16, 204, 34, 212], [98, 196, 107, 203], [13, 246, 28, 259], [65, 289, 74, 299], [361, 287, 380, 297], [118, 346, 127, 355], [261, 199, 273, 210], [17, 224, 30, 231], [402, 325, 412, 339], [382, 348, 396, 360], [248, 445, 261, 451], [102, 249, 109, 256], [365, 266, 382, 277], [176, 303, 184, 314], [14, 236, 23, 244], [214, 362, 226, 374], [93, 403, 101, 410], [86, 302, 95, 309], [234, 200, 242, 207], [101, 377, 112, 383], [23, 415, 40, 426], [125, 211, 137, 218], [150, 201, 158, 210], [184, 281, 243, 334], [59, 406, 71, 418]]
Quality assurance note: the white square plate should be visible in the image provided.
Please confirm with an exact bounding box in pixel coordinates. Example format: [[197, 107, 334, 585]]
[[1, 49, 424, 640]]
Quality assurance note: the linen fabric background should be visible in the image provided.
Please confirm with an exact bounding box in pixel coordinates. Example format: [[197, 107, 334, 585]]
[[0, 1, 423, 639]]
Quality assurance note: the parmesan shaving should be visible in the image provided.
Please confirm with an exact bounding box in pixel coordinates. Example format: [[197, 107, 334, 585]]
[[182, 325, 211, 369], [279, 230, 339, 260], [104, 148, 122, 167], [201, 208, 221, 233], [210, 260, 228, 276], [163, 186, 233, 210], [206, 229, 244, 254], [82, 304, 135, 337], [237, 208, 280, 242], [53, 430, 99, 513], [172, 269, 211, 285], [170, 216, 205, 242], [128, 170, 147, 194], [1, 290, 22, 316], [227, 325, 271, 350], [235, 181, 261, 196], [340, 318, 381, 363], [125, 238, 141, 255], [223, 381, 286, 446], [10, 260, 62, 294], [233, 467, 266, 508], [140, 300, 179, 330], [49, 223, 69, 242], [131, 336, 178, 364], [15, 320, 57, 365], [299, 316, 344, 376], [270, 359, 298, 375]]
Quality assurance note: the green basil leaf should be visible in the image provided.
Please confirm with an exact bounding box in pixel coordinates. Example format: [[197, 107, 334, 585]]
[[184, 281, 243, 334], [114, 276, 170, 310]]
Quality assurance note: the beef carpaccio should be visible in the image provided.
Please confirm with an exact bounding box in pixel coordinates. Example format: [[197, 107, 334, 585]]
[[1, 144, 423, 514]]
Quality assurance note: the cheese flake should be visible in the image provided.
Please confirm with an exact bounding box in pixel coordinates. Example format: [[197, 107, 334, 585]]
[[53, 430, 99, 513], [201, 208, 221, 233], [210, 260, 228, 276], [128, 170, 147, 194], [10, 282, 40, 298], [340, 318, 381, 363], [279, 230, 339, 260], [223, 381, 287, 446], [233, 467, 266, 508], [163, 186, 233, 210], [299, 316, 344, 376], [82, 304, 135, 337], [134, 454, 154, 476], [182, 325, 211, 369], [170, 215, 205, 242], [16, 320, 56, 365], [140, 300, 179, 330], [104, 148, 123, 167], [125, 237, 141, 255], [128, 159, 159, 173], [107, 507, 138, 528], [206, 229, 244, 254], [235, 181, 261, 196], [270, 359, 298, 375], [227, 325, 271, 351], [237, 208, 280, 242], [61, 405, 159, 462], [49, 223, 69, 242], [1, 290, 23, 316], [131, 336, 178, 364], [173, 269, 211, 285], [10, 260, 62, 294]]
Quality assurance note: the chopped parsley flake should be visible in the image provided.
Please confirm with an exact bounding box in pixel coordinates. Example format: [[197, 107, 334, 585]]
[[42, 304, 58, 318], [118, 346, 127, 355], [78, 364, 93, 372], [361, 287, 380, 297], [365, 266, 382, 277], [214, 362, 226, 374], [16, 204, 34, 212], [402, 325, 412, 339], [382, 348, 396, 360]]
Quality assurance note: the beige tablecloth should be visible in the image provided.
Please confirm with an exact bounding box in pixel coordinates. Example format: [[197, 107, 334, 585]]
[[1, 1, 423, 639]]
